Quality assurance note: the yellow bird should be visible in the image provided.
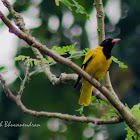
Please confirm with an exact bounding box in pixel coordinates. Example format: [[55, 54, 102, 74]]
[[74, 38, 120, 106]]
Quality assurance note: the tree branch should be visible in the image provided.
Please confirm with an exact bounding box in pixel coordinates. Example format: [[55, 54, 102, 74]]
[[94, 0, 105, 44], [17, 60, 30, 99], [0, 74, 122, 125], [0, 75, 16, 101]]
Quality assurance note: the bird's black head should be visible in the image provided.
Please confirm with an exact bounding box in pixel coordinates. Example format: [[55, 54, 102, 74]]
[[100, 38, 120, 59], [100, 38, 120, 49]]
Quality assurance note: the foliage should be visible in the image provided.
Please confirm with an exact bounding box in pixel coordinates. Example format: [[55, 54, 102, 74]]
[[59, 0, 90, 20], [14, 44, 89, 68], [76, 96, 118, 119], [52, 43, 78, 55], [14, 55, 40, 67], [75, 105, 84, 116], [0, 66, 5, 71], [52, 44, 128, 70], [0, 66, 6, 74], [52, 43, 89, 57], [15, 45, 127, 71], [130, 103, 140, 125], [125, 103, 140, 140], [91, 96, 118, 119], [112, 56, 128, 69], [125, 125, 140, 140]]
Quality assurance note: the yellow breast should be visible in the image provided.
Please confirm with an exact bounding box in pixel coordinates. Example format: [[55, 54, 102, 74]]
[[84, 47, 112, 80]]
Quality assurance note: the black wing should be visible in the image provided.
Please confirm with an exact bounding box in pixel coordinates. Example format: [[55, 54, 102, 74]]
[[74, 56, 93, 89], [73, 75, 82, 89]]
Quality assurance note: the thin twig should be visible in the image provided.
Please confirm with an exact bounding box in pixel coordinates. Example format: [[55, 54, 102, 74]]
[[17, 60, 30, 99], [0, 75, 16, 101]]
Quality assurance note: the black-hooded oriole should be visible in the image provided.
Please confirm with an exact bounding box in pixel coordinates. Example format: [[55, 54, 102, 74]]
[[74, 38, 120, 106]]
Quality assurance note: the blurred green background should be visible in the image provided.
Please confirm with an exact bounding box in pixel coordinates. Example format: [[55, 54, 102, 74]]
[[0, 0, 140, 139]]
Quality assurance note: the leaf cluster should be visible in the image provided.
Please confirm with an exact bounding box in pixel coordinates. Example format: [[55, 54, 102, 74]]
[[91, 96, 118, 119], [14, 44, 128, 71], [76, 96, 118, 119], [52, 43, 89, 57], [14, 55, 41, 67], [59, 0, 90, 20], [52, 45, 128, 69], [112, 56, 128, 69], [52, 43, 78, 55], [14, 44, 89, 69], [75, 105, 84, 116], [125, 103, 140, 140], [125, 124, 140, 140]]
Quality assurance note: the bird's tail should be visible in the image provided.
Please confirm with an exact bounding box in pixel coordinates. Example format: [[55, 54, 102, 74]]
[[78, 79, 93, 106]]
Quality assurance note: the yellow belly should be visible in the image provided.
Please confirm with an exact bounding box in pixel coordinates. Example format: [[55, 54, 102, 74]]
[[84, 50, 112, 80]]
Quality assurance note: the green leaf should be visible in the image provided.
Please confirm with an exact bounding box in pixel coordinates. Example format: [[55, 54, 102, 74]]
[[76, 8, 84, 14], [125, 103, 140, 140], [85, 48, 90, 52], [80, 50, 87, 55], [52, 46, 57, 51], [101, 112, 118, 119], [125, 103, 130, 110], [90, 96, 96, 102], [52, 43, 78, 56], [60, 0, 90, 20], [14, 55, 30, 61], [75, 105, 84, 116], [100, 116, 106, 119], [60, 0, 72, 10], [0, 66, 5, 71], [72, 0, 78, 5], [24, 59, 28, 65], [110, 109, 115, 112], [90, 103, 99, 106], [30, 60, 33, 67], [21, 56, 26, 61], [112, 56, 128, 69], [130, 103, 140, 125], [33, 60, 38, 66], [125, 124, 139, 140], [100, 102, 103, 108]]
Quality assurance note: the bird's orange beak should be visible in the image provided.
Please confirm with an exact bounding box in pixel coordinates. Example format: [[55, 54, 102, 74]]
[[112, 38, 121, 43]]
